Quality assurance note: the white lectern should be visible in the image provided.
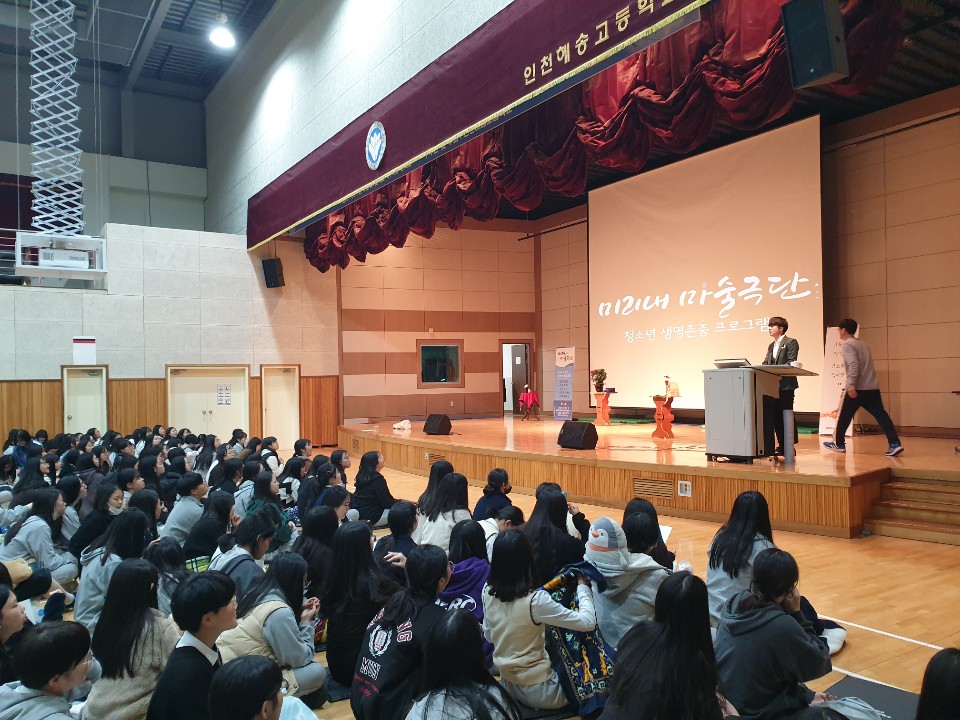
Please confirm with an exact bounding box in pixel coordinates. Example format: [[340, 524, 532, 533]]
[[703, 366, 818, 463]]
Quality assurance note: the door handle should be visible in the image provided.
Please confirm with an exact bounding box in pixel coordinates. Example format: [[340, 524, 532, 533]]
[[67, 414, 73, 420]]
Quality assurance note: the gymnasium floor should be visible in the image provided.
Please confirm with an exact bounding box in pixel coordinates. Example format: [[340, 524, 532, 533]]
[[311, 461, 960, 718]]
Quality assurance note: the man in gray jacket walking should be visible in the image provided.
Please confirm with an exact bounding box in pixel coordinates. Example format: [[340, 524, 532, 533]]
[[823, 318, 903, 457]]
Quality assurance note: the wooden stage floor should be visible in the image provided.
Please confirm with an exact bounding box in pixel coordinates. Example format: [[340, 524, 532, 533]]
[[340, 417, 960, 538]]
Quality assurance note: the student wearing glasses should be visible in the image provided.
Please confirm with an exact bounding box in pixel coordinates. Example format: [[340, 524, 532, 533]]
[[209, 656, 315, 720]]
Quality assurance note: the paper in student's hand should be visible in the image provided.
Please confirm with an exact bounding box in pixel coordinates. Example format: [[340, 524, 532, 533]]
[[660, 525, 672, 543]]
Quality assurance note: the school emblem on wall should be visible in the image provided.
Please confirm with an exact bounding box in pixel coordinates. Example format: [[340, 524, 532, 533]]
[[365, 121, 386, 170]]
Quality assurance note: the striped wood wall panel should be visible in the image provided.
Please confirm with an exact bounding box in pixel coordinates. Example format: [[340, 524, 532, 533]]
[[0, 381, 63, 435], [301, 375, 340, 446], [249, 377, 262, 439], [108, 379, 166, 433]]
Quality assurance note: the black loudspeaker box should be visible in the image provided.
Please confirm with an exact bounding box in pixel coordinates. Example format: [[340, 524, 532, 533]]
[[781, 0, 849, 89], [263, 258, 285, 288], [557, 421, 599, 450], [423, 414, 452, 436]]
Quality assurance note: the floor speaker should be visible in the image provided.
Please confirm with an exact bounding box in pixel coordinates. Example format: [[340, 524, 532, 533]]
[[423, 414, 452, 435], [557, 421, 598, 450], [781, 0, 849, 89], [263, 258, 285, 288]]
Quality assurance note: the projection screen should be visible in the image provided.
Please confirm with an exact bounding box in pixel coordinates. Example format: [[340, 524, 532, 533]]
[[587, 117, 823, 411]]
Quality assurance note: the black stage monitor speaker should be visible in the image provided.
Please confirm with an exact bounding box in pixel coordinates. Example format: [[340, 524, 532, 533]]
[[424, 414, 452, 436], [781, 0, 849, 89], [263, 258, 285, 288], [557, 421, 598, 450]]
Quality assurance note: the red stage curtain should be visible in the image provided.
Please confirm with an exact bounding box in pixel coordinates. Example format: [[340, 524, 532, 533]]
[[304, 0, 902, 273]]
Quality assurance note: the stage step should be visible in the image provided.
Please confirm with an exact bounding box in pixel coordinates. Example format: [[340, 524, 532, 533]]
[[864, 517, 960, 546], [869, 498, 960, 526], [882, 481, 960, 504]]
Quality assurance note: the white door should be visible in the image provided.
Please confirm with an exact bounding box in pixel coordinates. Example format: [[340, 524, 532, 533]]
[[62, 366, 108, 434], [262, 365, 300, 454], [167, 366, 249, 440]]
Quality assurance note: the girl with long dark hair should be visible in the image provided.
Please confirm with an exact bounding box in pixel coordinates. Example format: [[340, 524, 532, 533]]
[[622, 496, 675, 569], [208, 446, 237, 492], [292, 506, 338, 598], [523, 489, 588, 586], [296, 462, 332, 519], [318, 485, 355, 525], [413, 472, 471, 553], [70, 483, 123, 559], [472, 468, 513, 521], [706, 490, 775, 625], [0, 488, 77, 583], [218, 553, 326, 703], [441, 520, 494, 665], [373, 501, 418, 586], [9, 457, 46, 506], [239, 436, 261, 461], [208, 508, 277, 603], [142, 537, 191, 616], [482, 529, 596, 711], [55, 474, 87, 542], [407, 608, 521, 720], [77, 449, 109, 516], [352, 544, 451, 720], [84, 559, 180, 720], [417, 460, 454, 521], [601, 571, 728, 720], [0, 584, 28, 684], [330, 449, 351, 485], [322, 522, 401, 686], [353, 450, 399, 528], [916, 648, 960, 720], [74, 508, 149, 631], [183, 490, 236, 562], [245, 471, 293, 552], [193, 434, 218, 481], [128, 489, 162, 541], [137, 452, 165, 495], [277, 456, 307, 507]]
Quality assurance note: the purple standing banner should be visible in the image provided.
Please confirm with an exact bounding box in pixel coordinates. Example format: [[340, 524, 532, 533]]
[[247, 0, 710, 249]]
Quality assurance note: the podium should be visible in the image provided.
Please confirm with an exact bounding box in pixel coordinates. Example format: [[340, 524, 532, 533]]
[[704, 366, 817, 463]]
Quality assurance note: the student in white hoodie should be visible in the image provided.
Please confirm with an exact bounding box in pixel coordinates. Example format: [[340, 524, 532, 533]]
[[0, 489, 77, 584], [583, 515, 670, 650], [74, 509, 149, 632], [0, 621, 93, 720]]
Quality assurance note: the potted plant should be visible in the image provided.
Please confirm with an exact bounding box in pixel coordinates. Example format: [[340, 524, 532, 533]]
[[590, 368, 607, 392]]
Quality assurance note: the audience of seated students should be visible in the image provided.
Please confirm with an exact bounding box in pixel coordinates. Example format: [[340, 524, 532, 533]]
[[322, 521, 401, 687], [477, 506, 525, 561], [412, 472, 472, 553], [707, 489, 776, 627], [233, 460, 260, 519], [56, 474, 86, 542], [292, 506, 338, 599], [158, 472, 208, 545], [482, 529, 597, 710], [405, 607, 521, 720], [352, 544, 451, 720], [440, 520, 493, 664], [211, 456, 242, 495], [622, 496, 675, 569], [374, 500, 419, 585], [0, 488, 78, 584], [245, 471, 295, 552], [523, 488, 589, 586], [208, 508, 275, 602], [146, 572, 237, 720], [0, 621, 94, 720], [128, 488, 162, 542], [259, 437, 284, 479], [74, 509, 150, 632], [916, 648, 960, 720], [352, 450, 399, 528], [472, 468, 514, 522], [715, 548, 843, 720], [219, 553, 326, 704], [584, 514, 670, 651], [143, 538, 191, 616], [84, 559, 181, 720], [70, 483, 123, 559], [600, 571, 733, 720], [184, 491, 236, 563], [330, 449, 351, 485]]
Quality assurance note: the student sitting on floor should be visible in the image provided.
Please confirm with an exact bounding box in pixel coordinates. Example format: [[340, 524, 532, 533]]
[[472, 468, 514, 522], [233, 461, 260, 520], [244, 472, 294, 553], [158, 472, 208, 545], [208, 508, 276, 604], [183, 491, 236, 566], [70, 483, 123, 559], [292, 506, 338, 599], [412, 473, 472, 554], [374, 501, 419, 586], [352, 451, 400, 529], [417, 460, 453, 525], [405, 608, 521, 720], [352, 544, 451, 720], [83, 559, 181, 720], [916, 647, 960, 720], [622, 496, 675, 570], [208, 656, 315, 720], [55, 475, 86, 542], [218, 553, 327, 705], [482, 529, 596, 711], [523, 489, 588, 587], [146, 572, 238, 720], [143, 537, 191, 616], [439, 520, 493, 665], [0, 488, 78, 585], [584, 515, 670, 651], [478, 506, 525, 562], [0, 622, 94, 720]]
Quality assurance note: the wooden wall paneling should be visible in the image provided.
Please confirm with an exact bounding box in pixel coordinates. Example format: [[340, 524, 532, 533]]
[[319, 376, 340, 446], [249, 376, 262, 439], [0, 380, 63, 436], [300, 376, 340, 447], [107, 379, 167, 432]]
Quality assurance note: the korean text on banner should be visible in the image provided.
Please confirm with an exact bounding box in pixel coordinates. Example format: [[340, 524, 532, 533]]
[[554, 347, 575, 421]]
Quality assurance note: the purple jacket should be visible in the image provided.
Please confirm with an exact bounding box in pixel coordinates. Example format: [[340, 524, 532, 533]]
[[437, 556, 493, 663]]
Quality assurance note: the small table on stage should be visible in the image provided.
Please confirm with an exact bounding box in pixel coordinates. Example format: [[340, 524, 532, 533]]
[[594, 391, 614, 426], [519, 391, 541, 421], [652, 397, 675, 439]]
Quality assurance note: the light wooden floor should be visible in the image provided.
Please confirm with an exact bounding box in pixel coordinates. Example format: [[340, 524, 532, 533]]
[[311, 458, 960, 718]]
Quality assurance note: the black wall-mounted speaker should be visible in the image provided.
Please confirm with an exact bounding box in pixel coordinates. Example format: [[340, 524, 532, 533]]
[[781, 0, 849, 89], [262, 258, 285, 288]]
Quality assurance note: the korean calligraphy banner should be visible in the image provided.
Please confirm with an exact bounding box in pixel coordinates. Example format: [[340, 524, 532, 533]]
[[554, 347, 575, 421], [588, 117, 824, 411], [819, 327, 855, 437]]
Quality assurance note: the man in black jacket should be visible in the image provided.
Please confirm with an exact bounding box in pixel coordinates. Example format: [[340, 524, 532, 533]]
[[762, 316, 800, 454], [147, 571, 237, 720]]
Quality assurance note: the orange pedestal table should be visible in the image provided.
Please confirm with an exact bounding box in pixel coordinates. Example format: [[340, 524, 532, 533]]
[[652, 397, 675, 438], [593, 391, 614, 426]]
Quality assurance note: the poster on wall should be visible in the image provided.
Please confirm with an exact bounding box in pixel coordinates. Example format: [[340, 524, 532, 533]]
[[216, 384, 232, 406], [554, 347, 575, 420], [72, 337, 96, 364], [819, 327, 854, 437]]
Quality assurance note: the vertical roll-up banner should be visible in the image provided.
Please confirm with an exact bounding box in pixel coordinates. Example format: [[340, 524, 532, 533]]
[[554, 347, 575, 420], [819, 327, 853, 437]]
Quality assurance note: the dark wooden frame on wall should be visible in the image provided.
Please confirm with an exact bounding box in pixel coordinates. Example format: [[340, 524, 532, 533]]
[[60, 364, 110, 430], [416, 339, 465, 390]]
